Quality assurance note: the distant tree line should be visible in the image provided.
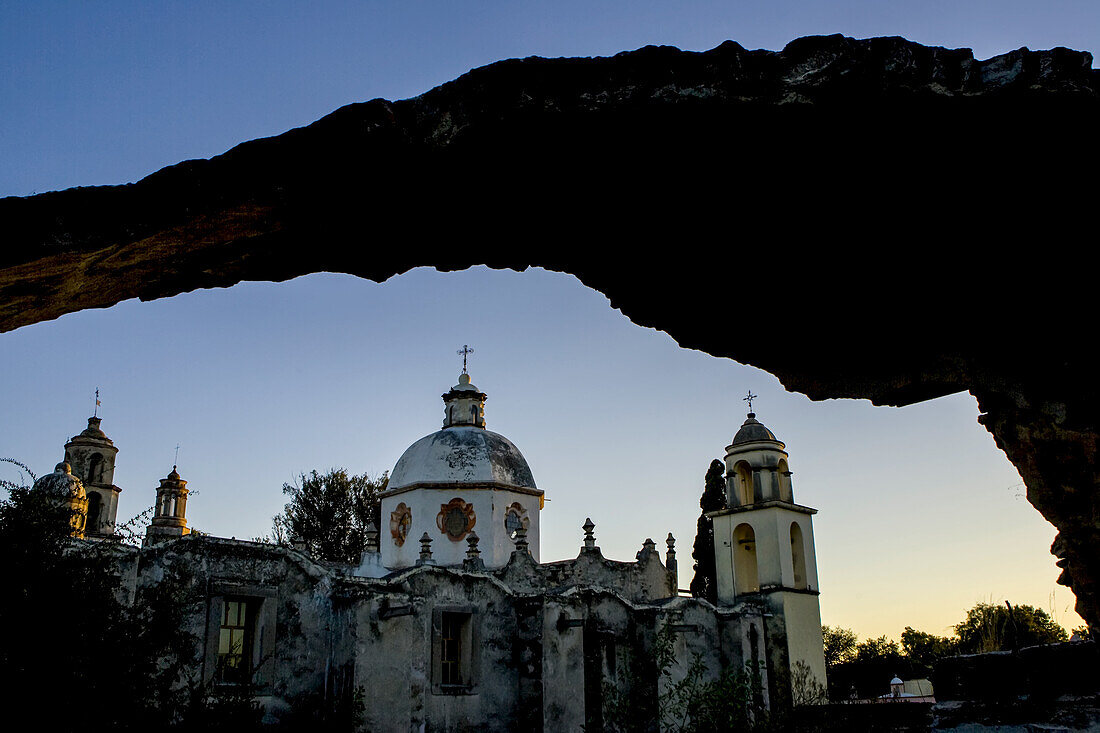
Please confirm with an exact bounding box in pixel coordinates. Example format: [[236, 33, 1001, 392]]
[[823, 601, 1076, 700]]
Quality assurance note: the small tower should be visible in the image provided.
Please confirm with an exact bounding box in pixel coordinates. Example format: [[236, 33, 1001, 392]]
[[145, 466, 190, 545], [32, 462, 88, 538], [442, 373, 487, 428], [708, 405, 826, 707], [64, 416, 122, 536]]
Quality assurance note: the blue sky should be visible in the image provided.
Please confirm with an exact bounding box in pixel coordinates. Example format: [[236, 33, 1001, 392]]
[[1, 2, 1093, 637]]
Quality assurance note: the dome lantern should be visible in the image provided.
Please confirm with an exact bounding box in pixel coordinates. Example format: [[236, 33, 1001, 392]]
[[442, 373, 487, 428]]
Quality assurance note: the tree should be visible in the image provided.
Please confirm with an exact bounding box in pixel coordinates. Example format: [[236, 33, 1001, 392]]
[[900, 626, 956, 674], [273, 468, 388, 564], [822, 625, 857, 668], [822, 628, 915, 701], [689, 459, 727, 604], [0, 459, 189, 730], [953, 601, 1067, 653]]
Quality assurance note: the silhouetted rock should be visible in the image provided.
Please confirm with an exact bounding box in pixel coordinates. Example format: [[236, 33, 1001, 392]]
[[2, 35, 1098, 632]]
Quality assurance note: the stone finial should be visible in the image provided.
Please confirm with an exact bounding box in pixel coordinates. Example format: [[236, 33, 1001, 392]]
[[416, 532, 435, 566], [582, 517, 596, 550], [666, 533, 677, 574], [365, 520, 380, 553], [514, 525, 529, 555], [463, 530, 485, 571], [637, 537, 656, 560]]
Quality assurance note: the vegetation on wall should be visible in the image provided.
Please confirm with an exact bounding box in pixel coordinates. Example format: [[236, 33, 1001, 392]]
[[0, 460, 198, 729], [600, 623, 770, 733], [1, 459, 363, 731]]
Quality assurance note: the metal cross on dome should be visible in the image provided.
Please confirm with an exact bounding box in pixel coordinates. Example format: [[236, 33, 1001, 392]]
[[743, 390, 758, 415], [457, 344, 474, 374]]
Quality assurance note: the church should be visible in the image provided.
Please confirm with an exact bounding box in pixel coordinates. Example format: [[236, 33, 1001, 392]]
[[36, 369, 827, 730]]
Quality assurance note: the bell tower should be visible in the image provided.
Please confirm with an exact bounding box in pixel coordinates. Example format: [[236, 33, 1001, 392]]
[[708, 400, 827, 706], [64, 415, 122, 537], [144, 466, 191, 545]]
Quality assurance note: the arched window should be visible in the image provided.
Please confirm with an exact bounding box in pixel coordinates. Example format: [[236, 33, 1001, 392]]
[[734, 462, 754, 506], [86, 492, 102, 533], [87, 453, 103, 484], [733, 523, 759, 594], [777, 459, 793, 502], [790, 522, 807, 589]]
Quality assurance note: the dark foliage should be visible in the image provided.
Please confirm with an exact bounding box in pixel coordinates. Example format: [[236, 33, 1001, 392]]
[[0, 467, 201, 730], [822, 625, 857, 669], [954, 601, 1068, 653], [689, 459, 727, 604], [272, 468, 387, 564], [900, 627, 957, 673], [1, 461, 365, 730], [824, 601, 1071, 701]]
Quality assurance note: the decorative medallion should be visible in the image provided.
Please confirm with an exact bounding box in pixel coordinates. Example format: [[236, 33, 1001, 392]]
[[504, 502, 529, 540], [390, 502, 412, 546], [436, 498, 476, 541]]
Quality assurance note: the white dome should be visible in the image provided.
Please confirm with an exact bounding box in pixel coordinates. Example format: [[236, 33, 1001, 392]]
[[388, 426, 537, 491]]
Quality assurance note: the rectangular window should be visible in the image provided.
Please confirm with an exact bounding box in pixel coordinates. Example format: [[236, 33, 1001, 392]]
[[204, 583, 277, 693], [217, 597, 254, 684], [432, 607, 478, 694], [440, 612, 463, 685]]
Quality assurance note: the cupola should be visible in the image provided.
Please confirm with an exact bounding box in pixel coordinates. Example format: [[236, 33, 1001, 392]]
[[724, 410, 794, 507], [442, 373, 487, 428], [145, 465, 190, 545]]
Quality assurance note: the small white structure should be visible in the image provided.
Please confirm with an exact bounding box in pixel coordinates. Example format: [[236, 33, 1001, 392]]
[[880, 676, 935, 702]]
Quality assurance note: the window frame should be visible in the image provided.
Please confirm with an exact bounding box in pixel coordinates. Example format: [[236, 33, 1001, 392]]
[[216, 596, 256, 685], [204, 581, 278, 693], [431, 606, 479, 695]]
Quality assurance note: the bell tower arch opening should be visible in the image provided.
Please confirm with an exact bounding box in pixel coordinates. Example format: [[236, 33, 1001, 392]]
[[733, 522, 759, 595]]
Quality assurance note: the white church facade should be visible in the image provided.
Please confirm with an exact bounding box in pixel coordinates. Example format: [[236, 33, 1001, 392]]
[[35, 371, 827, 730]]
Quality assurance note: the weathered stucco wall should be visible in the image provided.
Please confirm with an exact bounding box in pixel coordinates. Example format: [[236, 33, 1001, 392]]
[[128, 534, 785, 730], [4, 34, 1097, 630]]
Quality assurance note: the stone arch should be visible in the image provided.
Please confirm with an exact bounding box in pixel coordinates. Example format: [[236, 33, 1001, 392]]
[[733, 462, 753, 506], [777, 458, 793, 503], [2, 44, 1097, 629], [86, 491, 102, 533], [87, 452, 103, 484], [790, 521, 807, 590], [733, 523, 759, 595]]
